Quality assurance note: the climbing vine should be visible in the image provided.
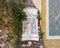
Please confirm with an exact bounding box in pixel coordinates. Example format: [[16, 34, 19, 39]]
[[6, 0, 27, 48], [37, 11, 44, 37]]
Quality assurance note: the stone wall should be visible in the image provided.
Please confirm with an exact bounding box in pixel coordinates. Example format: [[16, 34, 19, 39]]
[[0, 0, 14, 48]]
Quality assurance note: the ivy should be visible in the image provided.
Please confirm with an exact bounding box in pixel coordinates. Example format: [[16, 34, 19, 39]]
[[6, 0, 27, 48], [38, 32, 44, 37], [12, 0, 26, 21], [37, 11, 44, 37], [37, 11, 41, 20]]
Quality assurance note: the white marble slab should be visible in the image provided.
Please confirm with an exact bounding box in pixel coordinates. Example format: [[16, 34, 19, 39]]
[[22, 7, 39, 41]]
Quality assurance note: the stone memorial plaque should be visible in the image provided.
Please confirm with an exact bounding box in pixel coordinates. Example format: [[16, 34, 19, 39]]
[[22, 7, 39, 41], [46, 0, 60, 39]]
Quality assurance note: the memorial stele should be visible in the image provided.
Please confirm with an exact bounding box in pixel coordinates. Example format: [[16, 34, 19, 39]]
[[22, 0, 39, 41]]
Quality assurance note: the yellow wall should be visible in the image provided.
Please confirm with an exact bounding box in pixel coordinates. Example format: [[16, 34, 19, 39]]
[[41, 0, 60, 48], [33, 0, 41, 11], [33, 0, 60, 48]]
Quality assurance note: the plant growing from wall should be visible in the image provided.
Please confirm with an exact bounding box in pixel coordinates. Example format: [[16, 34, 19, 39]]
[[6, 0, 27, 48], [37, 11, 41, 20], [37, 11, 44, 37]]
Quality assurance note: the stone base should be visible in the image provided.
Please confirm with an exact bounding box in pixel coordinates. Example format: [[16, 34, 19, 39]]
[[22, 34, 39, 41]]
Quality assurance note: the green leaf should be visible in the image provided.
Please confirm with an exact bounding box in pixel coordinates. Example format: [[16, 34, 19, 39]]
[[39, 32, 44, 36]]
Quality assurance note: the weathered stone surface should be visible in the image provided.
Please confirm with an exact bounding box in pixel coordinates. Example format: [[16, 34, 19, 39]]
[[22, 7, 39, 41]]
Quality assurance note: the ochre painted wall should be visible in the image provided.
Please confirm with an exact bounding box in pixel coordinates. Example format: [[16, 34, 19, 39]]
[[33, 0, 41, 11], [41, 0, 60, 48]]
